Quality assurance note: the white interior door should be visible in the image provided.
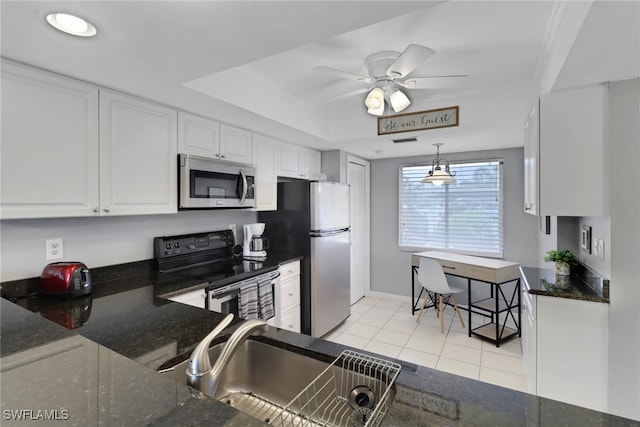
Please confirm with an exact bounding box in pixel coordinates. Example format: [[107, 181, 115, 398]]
[[348, 160, 366, 304]]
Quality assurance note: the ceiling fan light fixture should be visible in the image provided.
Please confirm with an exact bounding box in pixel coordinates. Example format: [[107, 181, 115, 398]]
[[365, 87, 384, 110], [389, 89, 410, 112]]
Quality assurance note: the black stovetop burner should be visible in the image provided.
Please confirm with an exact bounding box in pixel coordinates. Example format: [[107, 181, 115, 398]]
[[153, 229, 277, 289]]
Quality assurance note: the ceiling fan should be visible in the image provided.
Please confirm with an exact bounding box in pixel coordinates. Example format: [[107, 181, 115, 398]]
[[314, 44, 466, 116]]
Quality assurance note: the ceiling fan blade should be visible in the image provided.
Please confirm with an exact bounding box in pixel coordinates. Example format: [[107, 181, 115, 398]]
[[386, 44, 435, 78], [322, 87, 371, 102], [400, 75, 468, 89], [312, 66, 372, 83]]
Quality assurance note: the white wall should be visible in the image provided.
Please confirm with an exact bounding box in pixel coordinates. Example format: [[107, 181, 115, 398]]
[[577, 216, 611, 278], [370, 147, 540, 297], [0, 210, 257, 281]]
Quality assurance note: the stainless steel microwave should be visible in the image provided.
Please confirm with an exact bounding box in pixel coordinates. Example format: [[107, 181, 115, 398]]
[[179, 154, 256, 209]]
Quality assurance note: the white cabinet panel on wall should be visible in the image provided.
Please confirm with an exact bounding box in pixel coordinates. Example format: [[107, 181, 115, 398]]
[[538, 84, 608, 216], [0, 61, 99, 219], [219, 124, 253, 164], [253, 134, 278, 211], [99, 90, 177, 216]]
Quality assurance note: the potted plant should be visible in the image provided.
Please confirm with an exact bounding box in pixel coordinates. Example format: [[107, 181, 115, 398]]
[[544, 249, 579, 276]]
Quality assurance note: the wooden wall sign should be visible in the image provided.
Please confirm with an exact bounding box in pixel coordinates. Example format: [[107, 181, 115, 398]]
[[377, 106, 459, 135]]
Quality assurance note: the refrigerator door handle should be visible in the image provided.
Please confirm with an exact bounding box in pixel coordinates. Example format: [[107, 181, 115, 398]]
[[310, 227, 350, 237]]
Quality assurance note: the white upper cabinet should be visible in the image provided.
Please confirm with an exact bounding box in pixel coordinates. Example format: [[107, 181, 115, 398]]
[[536, 84, 608, 216], [301, 147, 322, 179], [523, 102, 539, 215], [278, 142, 321, 179], [178, 113, 253, 165], [252, 134, 278, 211], [178, 112, 220, 158], [99, 90, 178, 216], [219, 124, 253, 164], [1, 61, 100, 219]]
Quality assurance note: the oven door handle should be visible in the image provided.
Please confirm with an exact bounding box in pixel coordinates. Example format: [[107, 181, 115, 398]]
[[209, 285, 242, 299], [239, 169, 248, 205]]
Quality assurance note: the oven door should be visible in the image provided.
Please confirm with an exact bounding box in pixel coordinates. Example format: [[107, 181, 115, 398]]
[[179, 154, 255, 209], [208, 291, 239, 315], [206, 271, 279, 320]]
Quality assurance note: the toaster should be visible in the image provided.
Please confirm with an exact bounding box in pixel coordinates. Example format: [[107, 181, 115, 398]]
[[40, 262, 92, 298]]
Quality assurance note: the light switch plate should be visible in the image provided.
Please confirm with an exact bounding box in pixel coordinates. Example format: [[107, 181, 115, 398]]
[[594, 238, 605, 259]]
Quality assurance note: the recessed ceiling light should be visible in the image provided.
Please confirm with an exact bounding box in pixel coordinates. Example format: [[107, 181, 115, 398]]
[[46, 13, 97, 37]]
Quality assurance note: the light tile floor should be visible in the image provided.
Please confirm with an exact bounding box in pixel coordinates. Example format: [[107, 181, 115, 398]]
[[322, 295, 527, 393]]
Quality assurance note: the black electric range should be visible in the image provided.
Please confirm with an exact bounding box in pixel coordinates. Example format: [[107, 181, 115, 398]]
[[154, 229, 279, 291]]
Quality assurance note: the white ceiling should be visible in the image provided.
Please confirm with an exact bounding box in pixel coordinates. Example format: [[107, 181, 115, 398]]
[[1, 1, 638, 160]]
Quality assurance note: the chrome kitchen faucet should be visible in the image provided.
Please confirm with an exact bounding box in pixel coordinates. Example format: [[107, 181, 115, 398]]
[[186, 313, 268, 398]]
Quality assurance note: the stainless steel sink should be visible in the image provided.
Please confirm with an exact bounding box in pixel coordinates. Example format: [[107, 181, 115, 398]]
[[160, 339, 330, 422], [159, 339, 399, 426]]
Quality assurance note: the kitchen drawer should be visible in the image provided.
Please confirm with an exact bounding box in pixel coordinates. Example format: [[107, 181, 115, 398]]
[[280, 306, 300, 333], [439, 260, 496, 283], [280, 277, 300, 312], [279, 260, 300, 280]]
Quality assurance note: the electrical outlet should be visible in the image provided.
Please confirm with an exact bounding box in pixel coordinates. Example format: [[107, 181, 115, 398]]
[[46, 238, 63, 260]]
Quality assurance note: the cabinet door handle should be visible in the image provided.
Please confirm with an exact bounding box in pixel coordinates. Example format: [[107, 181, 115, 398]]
[[103, 208, 110, 213], [93, 207, 99, 213], [287, 292, 293, 297], [220, 154, 226, 159]]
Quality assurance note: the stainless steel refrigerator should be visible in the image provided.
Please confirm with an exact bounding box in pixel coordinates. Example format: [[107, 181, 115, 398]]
[[258, 181, 351, 337]]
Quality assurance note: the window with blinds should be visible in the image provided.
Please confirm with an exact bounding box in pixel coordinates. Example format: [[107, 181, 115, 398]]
[[399, 160, 504, 257]]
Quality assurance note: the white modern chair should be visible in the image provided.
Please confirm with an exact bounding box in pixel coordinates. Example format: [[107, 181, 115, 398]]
[[416, 257, 466, 334]]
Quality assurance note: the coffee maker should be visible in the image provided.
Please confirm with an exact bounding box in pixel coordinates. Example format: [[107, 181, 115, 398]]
[[243, 223, 269, 259]]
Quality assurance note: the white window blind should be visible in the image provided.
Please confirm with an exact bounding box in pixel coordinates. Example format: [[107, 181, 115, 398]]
[[399, 160, 504, 257]]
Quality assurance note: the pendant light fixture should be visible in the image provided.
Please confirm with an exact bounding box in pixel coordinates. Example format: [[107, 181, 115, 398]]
[[421, 143, 457, 185], [364, 84, 410, 116]]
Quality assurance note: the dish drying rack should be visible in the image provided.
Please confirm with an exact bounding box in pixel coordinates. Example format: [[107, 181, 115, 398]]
[[269, 350, 401, 427]]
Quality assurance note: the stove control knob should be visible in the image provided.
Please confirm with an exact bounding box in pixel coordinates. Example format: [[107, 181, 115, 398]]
[[165, 243, 172, 250], [173, 242, 180, 248]]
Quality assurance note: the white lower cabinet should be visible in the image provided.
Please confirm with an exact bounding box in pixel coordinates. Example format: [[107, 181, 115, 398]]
[[529, 294, 609, 412], [166, 289, 207, 310], [280, 306, 301, 333], [271, 260, 301, 333]]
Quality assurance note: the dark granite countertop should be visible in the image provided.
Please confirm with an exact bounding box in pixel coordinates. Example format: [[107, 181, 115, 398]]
[[2, 260, 635, 426], [520, 265, 609, 303]]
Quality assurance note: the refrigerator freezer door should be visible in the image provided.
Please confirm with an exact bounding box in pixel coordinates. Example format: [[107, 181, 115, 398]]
[[310, 230, 351, 337], [310, 182, 350, 232]]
